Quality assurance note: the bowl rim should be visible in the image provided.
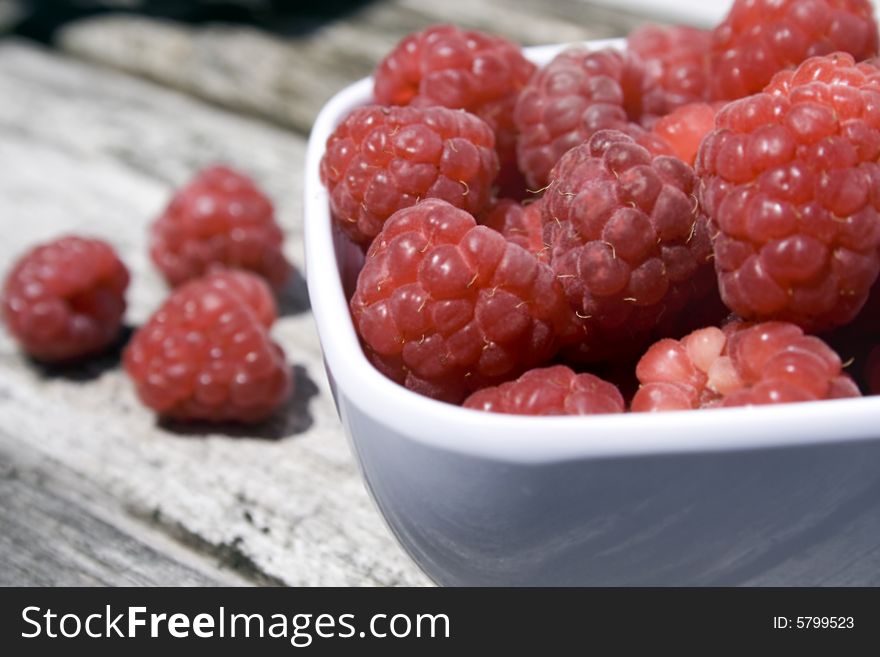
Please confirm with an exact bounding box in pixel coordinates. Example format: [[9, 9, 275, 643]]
[[303, 38, 880, 464]]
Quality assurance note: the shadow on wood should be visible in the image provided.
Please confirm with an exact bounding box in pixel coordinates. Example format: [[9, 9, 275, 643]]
[[276, 266, 311, 317], [157, 363, 320, 440], [29, 323, 135, 382]]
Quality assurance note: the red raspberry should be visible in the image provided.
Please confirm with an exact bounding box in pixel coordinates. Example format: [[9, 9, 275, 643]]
[[651, 102, 723, 165], [697, 52, 880, 332], [632, 321, 861, 411], [544, 130, 716, 364], [373, 25, 536, 201], [150, 166, 291, 289], [514, 47, 672, 189], [478, 198, 546, 259], [627, 25, 712, 118], [463, 365, 624, 415], [2, 236, 129, 363], [709, 0, 879, 101], [350, 199, 576, 403], [320, 105, 499, 248], [124, 274, 290, 423]]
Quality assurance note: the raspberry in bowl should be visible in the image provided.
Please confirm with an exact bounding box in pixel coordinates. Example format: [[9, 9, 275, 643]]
[[305, 36, 880, 586]]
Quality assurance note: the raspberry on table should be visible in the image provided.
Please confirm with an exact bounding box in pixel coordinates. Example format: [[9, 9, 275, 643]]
[[463, 365, 624, 415], [124, 273, 291, 423], [544, 130, 717, 364], [651, 101, 723, 165], [2, 236, 129, 363], [627, 25, 712, 119], [514, 47, 672, 189], [150, 165, 291, 290], [709, 0, 879, 101], [350, 198, 577, 403], [373, 24, 536, 201], [632, 321, 861, 411], [696, 52, 880, 332], [320, 105, 499, 248], [478, 197, 546, 259]]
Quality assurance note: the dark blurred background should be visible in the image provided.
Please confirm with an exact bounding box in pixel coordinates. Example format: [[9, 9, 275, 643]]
[[1, 0, 377, 42]]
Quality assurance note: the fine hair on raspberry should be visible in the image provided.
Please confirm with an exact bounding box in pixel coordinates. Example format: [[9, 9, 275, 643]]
[[350, 198, 577, 403], [373, 24, 535, 199], [544, 129, 717, 364], [697, 52, 880, 332], [320, 105, 499, 248]]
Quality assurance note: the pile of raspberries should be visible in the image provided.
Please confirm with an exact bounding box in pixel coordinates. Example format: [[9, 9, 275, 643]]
[[320, 0, 880, 414], [2, 166, 294, 424]]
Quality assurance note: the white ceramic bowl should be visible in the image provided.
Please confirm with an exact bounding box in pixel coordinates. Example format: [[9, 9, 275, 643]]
[[304, 40, 880, 586]]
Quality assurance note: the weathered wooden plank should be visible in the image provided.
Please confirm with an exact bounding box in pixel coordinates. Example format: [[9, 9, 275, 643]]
[[0, 433, 246, 586], [56, 1, 650, 135], [0, 41, 430, 586]]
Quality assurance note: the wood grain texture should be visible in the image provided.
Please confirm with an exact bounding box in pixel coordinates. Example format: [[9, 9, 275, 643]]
[[0, 433, 245, 586], [0, 41, 430, 586], [56, 1, 649, 135]]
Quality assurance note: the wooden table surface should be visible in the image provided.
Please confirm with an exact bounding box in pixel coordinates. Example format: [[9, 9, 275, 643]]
[[0, 1, 653, 586]]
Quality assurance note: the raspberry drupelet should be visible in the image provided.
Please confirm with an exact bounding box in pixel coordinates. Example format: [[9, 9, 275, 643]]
[[2, 236, 129, 363], [709, 0, 879, 101], [632, 321, 861, 411], [478, 197, 546, 259], [697, 52, 880, 332], [150, 166, 291, 289], [124, 274, 290, 423], [463, 365, 624, 415], [320, 105, 499, 248], [514, 47, 672, 189], [651, 102, 723, 166], [373, 24, 536, 200], [627, 25, 712, 119], [350, 198, 577, 403], [544, 130, 717, 364]]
